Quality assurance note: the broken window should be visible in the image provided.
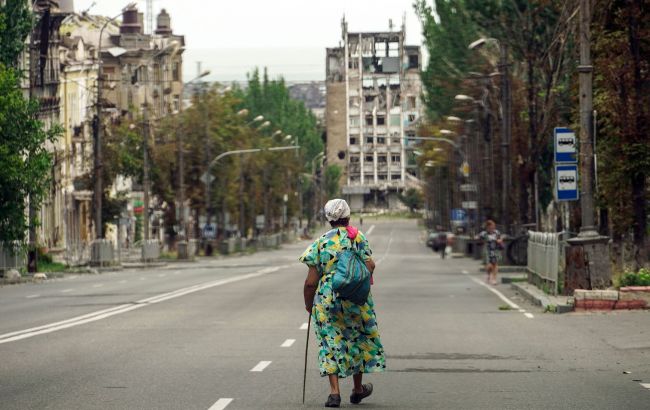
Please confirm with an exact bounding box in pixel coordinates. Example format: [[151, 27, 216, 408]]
[[388, 41, 399, 57], [350, 136, 357, 145], [364, 95, 375, 103], [365, 115, 373, 126], [365, 154, 374, 162], [408, 113, 417, 123], [350, 155, 360, 163], [349, 59, 359, 70], [391, 174, 401, 180], [378, 155, 387, 163], [365, 173, 375, 181], [377, 136, 386, 145], [377, 115, 386, 126], [408, 54, 419, 69], [366, 136, 374, 144], [391, 154, 401, 163], [349, 96, 360, 108]]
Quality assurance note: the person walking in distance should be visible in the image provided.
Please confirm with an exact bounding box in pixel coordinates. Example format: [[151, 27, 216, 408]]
[[479, 220, 503, 285], [299, 199, 386, 408]]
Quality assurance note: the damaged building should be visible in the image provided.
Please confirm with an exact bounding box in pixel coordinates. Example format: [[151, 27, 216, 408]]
[[326, 18, 422, 212]]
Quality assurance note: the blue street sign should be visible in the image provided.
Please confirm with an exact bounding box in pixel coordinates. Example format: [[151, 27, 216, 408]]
[[555, 164, 579, 201], [554, 127, 577, 163], [451, 209, 467, 221]]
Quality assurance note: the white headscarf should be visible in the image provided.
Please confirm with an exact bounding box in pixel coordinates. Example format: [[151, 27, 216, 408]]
[[324, 198, 351, 222]]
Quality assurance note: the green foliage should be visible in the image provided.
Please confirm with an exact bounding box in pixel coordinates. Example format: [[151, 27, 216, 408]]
[[593, 1, 649, 263], [0, 0, 32, 67], [399, 188, 424, 212], [0, 64, 59, 245], [414, 0, 480, 120], [620, 268, 650, 287], [324, 164, 342, 198]]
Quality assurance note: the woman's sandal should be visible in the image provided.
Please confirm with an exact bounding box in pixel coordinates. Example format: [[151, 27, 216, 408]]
[[350, 383, 373, 404], [325, 394, 341, 408]]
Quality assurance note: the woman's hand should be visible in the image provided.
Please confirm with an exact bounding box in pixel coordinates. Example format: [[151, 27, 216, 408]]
[[304, 266, 319, 314]]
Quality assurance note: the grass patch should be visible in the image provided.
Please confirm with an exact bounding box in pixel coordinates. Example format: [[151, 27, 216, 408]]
[[159, 251, 177, 260], [509, 277, 528, 283], [498, 304, 512, 311], [37, 261, 67, 273]]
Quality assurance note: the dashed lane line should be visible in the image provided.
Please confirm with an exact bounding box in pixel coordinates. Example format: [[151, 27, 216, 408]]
[[61, 289, 74, 293], [208, 398, 233, 410], [281, 339, 296, 347], [366, 225, 375, 235], [300, 322, 308, 330], [375, 230, 394, 266], [524, 313, 535, 319], [250, 361, 272, 372], [26, 294, 40, 299], [640, 383, 650, 390], [92, 284, 104, 288], [0, 265, 289, 345], [119, 280, 127, 284]]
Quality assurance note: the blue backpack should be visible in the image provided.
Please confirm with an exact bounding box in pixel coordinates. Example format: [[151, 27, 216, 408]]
[[331, 236, 371, 305]]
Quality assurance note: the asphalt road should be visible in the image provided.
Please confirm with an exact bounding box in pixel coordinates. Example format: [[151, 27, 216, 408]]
[[1, 219, 649, 409]]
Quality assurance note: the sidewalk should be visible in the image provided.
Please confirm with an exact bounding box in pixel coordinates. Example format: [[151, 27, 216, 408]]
[[510, 281, 574, 313]]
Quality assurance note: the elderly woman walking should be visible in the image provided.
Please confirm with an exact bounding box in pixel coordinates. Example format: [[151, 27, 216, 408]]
[[299, 199, 386, 408]]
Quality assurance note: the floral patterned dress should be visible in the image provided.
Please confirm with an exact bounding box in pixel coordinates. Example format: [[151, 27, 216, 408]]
[[299, 227, 386, 378]]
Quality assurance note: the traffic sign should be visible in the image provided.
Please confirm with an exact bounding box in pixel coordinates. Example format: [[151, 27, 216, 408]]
[[462, 201, 478, 209], [554, 127, 577, 163], [555, 164, 579, 201], [451, 209, 467, 221]]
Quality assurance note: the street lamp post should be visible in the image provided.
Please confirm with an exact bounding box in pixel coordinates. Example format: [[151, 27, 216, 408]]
[[93, 3, 135, 241], [469, 38, 511, 233]]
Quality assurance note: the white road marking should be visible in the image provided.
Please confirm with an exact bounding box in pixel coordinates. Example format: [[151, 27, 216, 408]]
[[462, 270, 469, 274], [250, 361, 272, 372], [641, 383, 650, 389], [173, 271, 182, 275], [281, 339, 296, 347], [524, 313, 535, 319], [300, 322, 308, 330], [0, 265, 289, 345], [119, 280, 127, 284], [208, 398, 233, 410], [462, 272, 520, 310], [92, 284, 104, 288], [518, 309, 526, 313], [26, 294, 40, 299], [366, 225, 375, 235], [158, 273, 166, 278], [139, 277, 146, 281], [61, 289, 73, 293]]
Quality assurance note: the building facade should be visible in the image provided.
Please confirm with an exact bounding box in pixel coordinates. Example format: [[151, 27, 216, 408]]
[[325, 18, 422, 211]]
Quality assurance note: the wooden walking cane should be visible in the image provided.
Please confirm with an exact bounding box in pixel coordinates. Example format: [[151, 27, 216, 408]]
[[302, 312, 312, 404]]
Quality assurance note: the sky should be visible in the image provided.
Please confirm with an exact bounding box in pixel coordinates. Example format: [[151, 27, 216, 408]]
[[73, 0, 428, 82]]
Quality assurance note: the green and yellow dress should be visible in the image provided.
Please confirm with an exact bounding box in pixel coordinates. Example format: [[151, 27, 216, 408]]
[[299, 227, 386, 378]]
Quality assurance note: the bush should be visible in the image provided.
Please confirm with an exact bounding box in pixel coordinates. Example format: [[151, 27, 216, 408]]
[[620, 268, 650, 287]]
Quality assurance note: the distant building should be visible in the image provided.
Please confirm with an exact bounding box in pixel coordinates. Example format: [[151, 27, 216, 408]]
[[325, 18, 422, 212], [288, 81, 326, 121], [17, 0, 74, 250]]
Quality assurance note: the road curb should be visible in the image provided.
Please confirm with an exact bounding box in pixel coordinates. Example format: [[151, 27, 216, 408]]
[[511, 282, 574, 313]]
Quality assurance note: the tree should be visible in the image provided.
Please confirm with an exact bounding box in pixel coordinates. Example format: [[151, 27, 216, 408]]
[[0, 3, 59, 248], [324, 165, 342, 198], [593, 0, 650, 267], [399, 188, 424, 213]]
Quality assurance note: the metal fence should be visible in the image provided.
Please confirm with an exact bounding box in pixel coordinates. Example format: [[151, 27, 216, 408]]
[[0, 242, 25, 273], [527, 231, 561, 293]]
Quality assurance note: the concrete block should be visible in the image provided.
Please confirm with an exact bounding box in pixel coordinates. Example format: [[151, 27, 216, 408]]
[[619, 287, 650, 305], [4, 269, 21, 283]]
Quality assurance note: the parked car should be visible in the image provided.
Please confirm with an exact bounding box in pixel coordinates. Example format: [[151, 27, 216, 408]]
[[427, 231, 454, 252]]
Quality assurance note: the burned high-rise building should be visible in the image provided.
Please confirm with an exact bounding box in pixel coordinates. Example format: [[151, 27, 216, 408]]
[[326, 18, 422, 211]]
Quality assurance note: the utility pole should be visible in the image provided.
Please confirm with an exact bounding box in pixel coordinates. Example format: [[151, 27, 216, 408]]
[[143, 101, 150, 241], [566, 0, 611, 291], [499, 44, 511, 234], [27, 20, 37, 273], [577, 0, 597, 238]]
